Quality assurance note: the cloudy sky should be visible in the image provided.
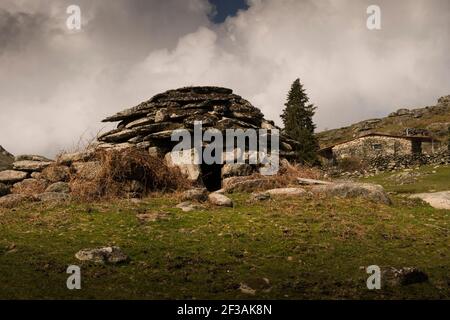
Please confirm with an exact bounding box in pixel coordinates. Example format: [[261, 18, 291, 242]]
[[0, 0, 449, 157]]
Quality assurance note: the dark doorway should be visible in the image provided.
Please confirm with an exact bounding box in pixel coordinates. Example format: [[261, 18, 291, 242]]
[[201, 163, 223, 191]]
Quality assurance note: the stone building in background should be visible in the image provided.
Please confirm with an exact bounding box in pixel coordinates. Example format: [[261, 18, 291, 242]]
[[318, 132, 436, 163]]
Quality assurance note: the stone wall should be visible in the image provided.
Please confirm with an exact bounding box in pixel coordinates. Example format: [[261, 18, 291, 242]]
[[332, 136, 412, 160]]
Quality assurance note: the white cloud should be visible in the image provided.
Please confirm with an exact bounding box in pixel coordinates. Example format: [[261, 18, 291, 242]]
[[0, 0, 448, 157]]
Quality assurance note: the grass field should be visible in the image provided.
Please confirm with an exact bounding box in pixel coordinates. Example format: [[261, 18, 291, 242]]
[[0, 190, 449, 299], [360, 164, 450, 194]]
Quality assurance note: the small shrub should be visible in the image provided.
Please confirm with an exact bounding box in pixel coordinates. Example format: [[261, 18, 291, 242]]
[[70, 148, 191, 201]]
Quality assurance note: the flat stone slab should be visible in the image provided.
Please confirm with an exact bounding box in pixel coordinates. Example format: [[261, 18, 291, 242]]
[[0, 170, 28, 183], [297, 178, 332, 185], [75, 246, 129, 264], [266, 187, 308, 196], [13, 160, 53, 172], [410, 191, 450, 210]]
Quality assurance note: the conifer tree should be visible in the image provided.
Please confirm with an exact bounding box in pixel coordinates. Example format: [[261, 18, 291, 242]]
[[281, 78, 319, 164]]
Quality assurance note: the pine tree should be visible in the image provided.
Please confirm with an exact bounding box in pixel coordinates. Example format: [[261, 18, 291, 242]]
[[281, 78, 319, 164]]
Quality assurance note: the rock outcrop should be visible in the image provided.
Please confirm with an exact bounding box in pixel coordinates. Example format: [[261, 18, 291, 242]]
[[0, 146, 14, 171]]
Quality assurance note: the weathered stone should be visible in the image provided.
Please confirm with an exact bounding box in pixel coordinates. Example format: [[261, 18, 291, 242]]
[[410, 191, 450, 209], [57, 149, 95, 165], [181, 188, 208, 202], [221, 163, 253, 178], [15, 154, 52, 162], [223, 177, 279, 193], [125, 117, 154, 129], [297, 178, 332, 185], [0, 146, 14, 171], [311, 182, 391, 205], [165, 150, 201, 181], [37, 192, 71, 203], [99, 129, 136, 143], [0, 194, 33, 208], [0, 170, 28, 184], [13, 160, 53, 172], [266, 187, 307, 196], [155, 108, 169, 122], [98, 142, 134, 151], [75, 246, 129, 264], [145, 130, 178, 140], [136, 141, 152, 150], [261, 120, 276, 130], [0, 183, 10, 197], [71, 161, 102, 181], [30, 172, 42, 179], [136, 122, 183, 135], [148, 146, 162, 158], [41, 165, 70, 182], [12, 178, 48, 195], [102, 102, 155, 122], [45, 182, 70, 194], [175, 201, 198, 212], [208, 192, 233, 207]]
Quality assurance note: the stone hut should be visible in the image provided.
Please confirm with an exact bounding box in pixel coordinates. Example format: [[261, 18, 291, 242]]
[[318, 132, 435, 163], [98, 86, 297, 191]]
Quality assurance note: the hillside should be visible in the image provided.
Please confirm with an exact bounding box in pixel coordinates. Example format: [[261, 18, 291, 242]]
[[317, 95, 450, 149]]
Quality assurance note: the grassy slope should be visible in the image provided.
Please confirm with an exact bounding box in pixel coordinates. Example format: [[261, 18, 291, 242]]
[[360, 164, 450, 194], [316, 107, 450, 148], [0, 192, 449, 299]]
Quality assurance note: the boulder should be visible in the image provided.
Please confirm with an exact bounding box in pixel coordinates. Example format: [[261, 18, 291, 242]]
[[45, 182, 70, 194], [208, 192, 233, 207], [0, 183, 10, 197], [12, 178, 48, 195], [71, 161, 102, 181], [75, 246, 129, 264], [36, 192, 71, 203], [0, 194, 33, 208], [41, 165, 70, 182], [223, 177, 279, 193], [311, 182, 391, 205], [0, 146, 14, 171], [0, 170, 28, 184], [410, 191, 450, 210], [13, 160, 53, 172], [14, 155, 52, 162], [57, 150, 95, 165], [175, 201, 199, 212], [181, 188, 208, 202], [221, 163, 253, 178], [165, 150, 201, 181], [266, 187, 307, 196]]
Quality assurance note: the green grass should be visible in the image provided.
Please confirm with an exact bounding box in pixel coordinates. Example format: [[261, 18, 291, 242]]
[[360, 164, 450, 194], [0, 192, 449, 299]]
